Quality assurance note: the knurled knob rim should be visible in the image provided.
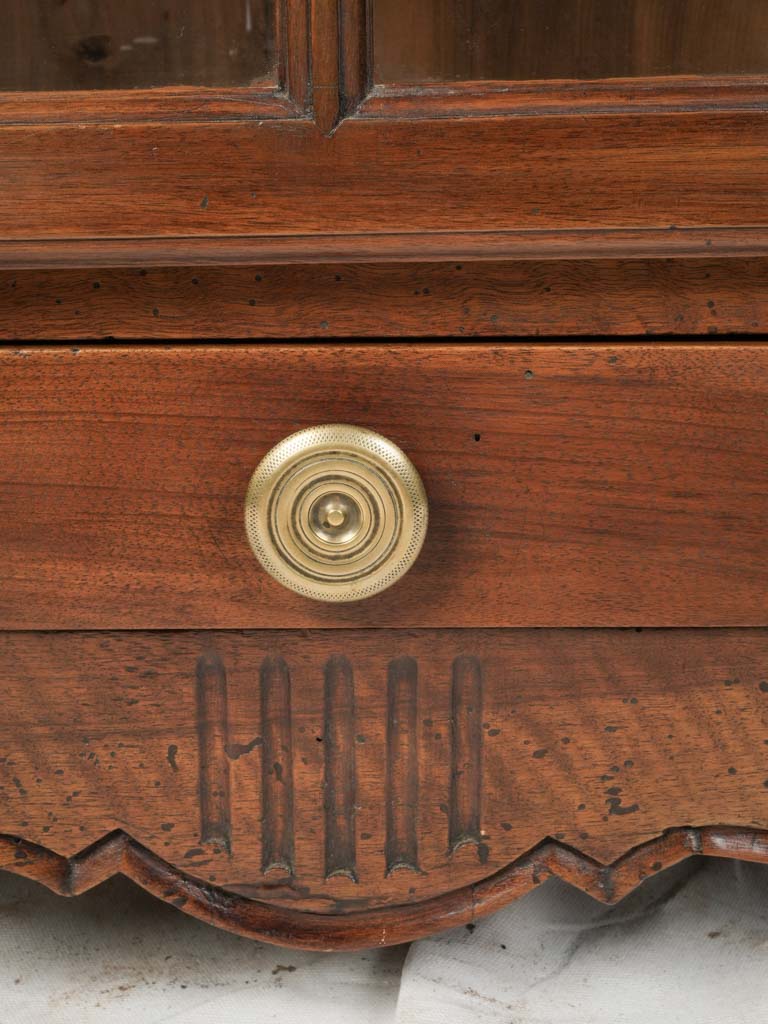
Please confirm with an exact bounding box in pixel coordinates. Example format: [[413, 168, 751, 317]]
[[244, 424, 428, 603]]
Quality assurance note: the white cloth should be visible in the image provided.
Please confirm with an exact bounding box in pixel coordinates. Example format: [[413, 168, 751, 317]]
[[0, 858, 765, 1023], [396, 859, 768, 1024], [0, 873, 405, 1024]]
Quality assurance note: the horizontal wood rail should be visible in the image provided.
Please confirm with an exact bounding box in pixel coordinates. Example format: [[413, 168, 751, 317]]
[[4, 227, 768, 270]]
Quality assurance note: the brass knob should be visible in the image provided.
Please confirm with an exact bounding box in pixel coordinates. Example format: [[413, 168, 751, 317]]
[[244, 425, 428, 602]]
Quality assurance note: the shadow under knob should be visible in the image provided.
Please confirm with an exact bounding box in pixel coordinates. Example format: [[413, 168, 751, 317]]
[[244, 425, 428, 602]]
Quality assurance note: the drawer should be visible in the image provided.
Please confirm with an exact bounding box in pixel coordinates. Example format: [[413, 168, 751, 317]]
[[2, 342, 767, 629], [2, 341, 768, 951]]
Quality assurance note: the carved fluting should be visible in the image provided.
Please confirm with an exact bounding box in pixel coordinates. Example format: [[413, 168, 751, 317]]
[[385, 656, 420, 875], [195, 651, 231, 851], [323, 655, 357, 881], [449, 655, 484, 855], [193, 651, 485, 877], [260, 656, 295, 875]]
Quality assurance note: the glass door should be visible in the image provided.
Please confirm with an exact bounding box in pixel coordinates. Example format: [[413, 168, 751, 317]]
[[1, 0, 277, 91]]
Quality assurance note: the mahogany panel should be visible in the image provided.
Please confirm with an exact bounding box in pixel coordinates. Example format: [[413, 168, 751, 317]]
[[1, 343, 767, 630], [0, 628, 767, 947], [3, 259, 768, 338]]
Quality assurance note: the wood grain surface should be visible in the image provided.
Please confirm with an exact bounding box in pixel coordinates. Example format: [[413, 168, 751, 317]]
[[1, 628, 767, 947], [1, 108, 768, 259], [2, 343, 767, 630], [4, 259, 768, 337]]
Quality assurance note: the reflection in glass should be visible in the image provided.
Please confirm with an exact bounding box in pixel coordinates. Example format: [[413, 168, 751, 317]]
[[1, 1, 276, 91], [374, 0, 768, 83]]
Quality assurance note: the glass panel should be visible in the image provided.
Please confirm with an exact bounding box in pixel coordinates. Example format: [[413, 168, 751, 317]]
[[374, 0, 768, 83], [1, 1, 276, 91]]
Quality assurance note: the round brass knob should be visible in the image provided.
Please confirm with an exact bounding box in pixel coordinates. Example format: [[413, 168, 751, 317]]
[[244, 425, 428, 602]]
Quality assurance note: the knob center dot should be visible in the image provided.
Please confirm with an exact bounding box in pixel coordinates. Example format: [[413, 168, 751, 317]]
[[324, 507, 346, 528], [308, 492, 363, 545]]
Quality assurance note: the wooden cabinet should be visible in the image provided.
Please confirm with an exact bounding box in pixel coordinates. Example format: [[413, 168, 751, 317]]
[[1, 0, 767, 295], [2, 4, 768, 952]]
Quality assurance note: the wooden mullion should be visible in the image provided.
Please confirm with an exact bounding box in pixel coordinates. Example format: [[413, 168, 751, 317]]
[[283, 0, 312, 112], [340, 0, 372, 117], [310, 0, 342, 133]]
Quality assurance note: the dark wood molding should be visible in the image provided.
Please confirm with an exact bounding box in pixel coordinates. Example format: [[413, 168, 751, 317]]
[[0, 86, 301, 126], [359, 75, 768, 120], [1, 826, 766, 950], [3, 227, 768, 271]]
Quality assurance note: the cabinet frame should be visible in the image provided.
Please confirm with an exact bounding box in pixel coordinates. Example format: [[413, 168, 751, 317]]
[[1, 0, 768, 270]]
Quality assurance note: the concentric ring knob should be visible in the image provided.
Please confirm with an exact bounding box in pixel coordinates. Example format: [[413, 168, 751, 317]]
[[244, 425, 428, 602]]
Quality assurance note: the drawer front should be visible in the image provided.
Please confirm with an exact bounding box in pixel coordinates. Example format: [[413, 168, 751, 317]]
[[2, 343, 767, 629]]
